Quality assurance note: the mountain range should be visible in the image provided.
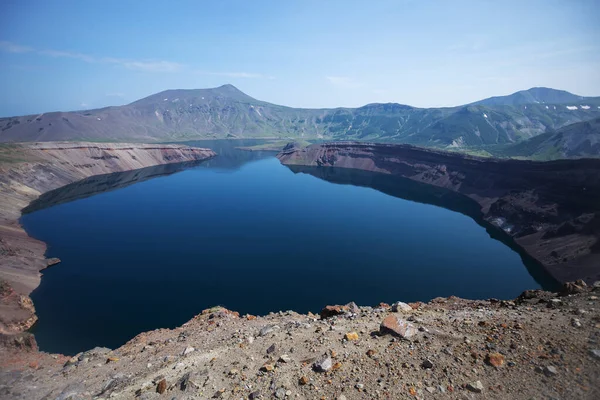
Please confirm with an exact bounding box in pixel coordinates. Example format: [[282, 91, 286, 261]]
[[1, 85, 599, 159]]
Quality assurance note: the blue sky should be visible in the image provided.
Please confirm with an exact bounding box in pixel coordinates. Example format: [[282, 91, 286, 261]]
[[1, 0, 599, 116]]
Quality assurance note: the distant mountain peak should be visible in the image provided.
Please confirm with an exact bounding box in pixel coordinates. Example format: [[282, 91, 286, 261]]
[[472, 87, 585, 107], [129, 84, 258, 106]]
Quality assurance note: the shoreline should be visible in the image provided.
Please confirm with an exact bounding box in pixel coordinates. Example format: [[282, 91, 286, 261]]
[[0, 142, 215, 334], [278, 142, 600, 286]]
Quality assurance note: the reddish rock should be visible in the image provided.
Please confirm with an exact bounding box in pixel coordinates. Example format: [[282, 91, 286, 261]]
[[366, 349, 378, 358], [156, 378, 167, 394], [320, 302, 359, 319], [485, 353, 505, 367], [320, 305, 348, 319], [380, 316, 417, 339]]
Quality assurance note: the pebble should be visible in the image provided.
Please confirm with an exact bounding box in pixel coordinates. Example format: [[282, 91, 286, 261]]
[[259, 325, 279, 337], [249, 391, 261, 399], [466, 380, 484, 393], [544, 365, 558, 377], [571, 318, 582, 328], [182, 347, 195, 356], [313, 355, 333, 372], [267, 344, 276, 354], [278, 354, 292, 363], [260, 363, 274, 372], [392, 301, 413, 312], [299, 376, 309, 385], [156, 378, 167, 394], [485, 353, 505, 367], [590, 349, 600, 359], [275, 387, 286, 398], [355, 383, 364, 390], [344, 332, 359, 341], [421, 359, 434, 369]]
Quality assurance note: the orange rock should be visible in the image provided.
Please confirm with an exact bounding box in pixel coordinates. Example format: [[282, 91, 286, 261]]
[[320, 305, 349, 319], [345, 332, 359, 341], [366, 349, 378, 358], [106, 357, 119, 363], [486, 352, 505, 367], [332, 362, 342, 370], [299, 376, 309, 385], [246, 315, 256, 320], [380, 316, 417, 339]]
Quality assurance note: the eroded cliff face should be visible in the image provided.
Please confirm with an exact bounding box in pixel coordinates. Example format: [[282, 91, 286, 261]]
[[0, 142, 215, 333], [277, 142, 600, 285]]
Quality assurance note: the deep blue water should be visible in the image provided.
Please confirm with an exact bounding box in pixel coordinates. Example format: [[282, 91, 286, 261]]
[[21, 140, 551, 355]]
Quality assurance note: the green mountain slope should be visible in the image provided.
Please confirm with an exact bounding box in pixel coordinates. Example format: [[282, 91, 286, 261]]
[[1, 85, 599, 149], [492, 117, 600, 160]]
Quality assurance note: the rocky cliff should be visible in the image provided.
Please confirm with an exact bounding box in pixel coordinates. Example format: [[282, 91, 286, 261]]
[[277, 142, 600, 285], [0, 143, 215, 333]]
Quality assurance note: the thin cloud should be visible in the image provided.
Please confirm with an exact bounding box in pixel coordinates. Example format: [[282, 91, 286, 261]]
[[0, 40, 274, 77], [0, 40, 184, 73], [40, 49, 95, 63], [0, 41, 33, 53]]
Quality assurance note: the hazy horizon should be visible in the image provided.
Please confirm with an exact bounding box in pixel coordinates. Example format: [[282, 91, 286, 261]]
[[1, 0, 599, 117]]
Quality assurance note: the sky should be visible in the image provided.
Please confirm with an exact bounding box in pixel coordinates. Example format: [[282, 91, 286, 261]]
[[1, 0, 599, 116]]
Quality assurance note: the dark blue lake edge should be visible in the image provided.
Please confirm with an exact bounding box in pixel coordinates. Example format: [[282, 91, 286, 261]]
[[21, 140, 557, 355]]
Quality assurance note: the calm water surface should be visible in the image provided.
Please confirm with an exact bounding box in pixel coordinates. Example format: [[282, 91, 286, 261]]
[[22, 140, 553, 354]]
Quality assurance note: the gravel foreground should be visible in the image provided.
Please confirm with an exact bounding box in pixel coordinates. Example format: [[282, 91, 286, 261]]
[[1, 282, 599, 400]]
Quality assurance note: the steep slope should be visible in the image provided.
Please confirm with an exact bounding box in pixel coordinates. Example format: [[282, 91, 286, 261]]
[[1, 85, 599, 148], [494, 117, 600, 160]]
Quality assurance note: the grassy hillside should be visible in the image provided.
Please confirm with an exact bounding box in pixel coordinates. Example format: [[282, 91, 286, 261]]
[[1, 85, 599, 153], [490, 117, 600, 160]]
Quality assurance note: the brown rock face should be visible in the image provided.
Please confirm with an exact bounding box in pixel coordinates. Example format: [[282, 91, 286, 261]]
[[0, 332, 38, 352], [278, 142, 600, 285], [0, 142, 215, 334], [379, 316, 418, 339]]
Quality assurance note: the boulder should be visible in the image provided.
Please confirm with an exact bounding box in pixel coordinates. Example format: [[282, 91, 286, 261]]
[[560, 280, 588, 296], [379, 316, 417, 339]]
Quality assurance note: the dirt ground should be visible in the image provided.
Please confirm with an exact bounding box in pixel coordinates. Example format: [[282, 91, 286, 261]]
[[1, 282, 599, 400]]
